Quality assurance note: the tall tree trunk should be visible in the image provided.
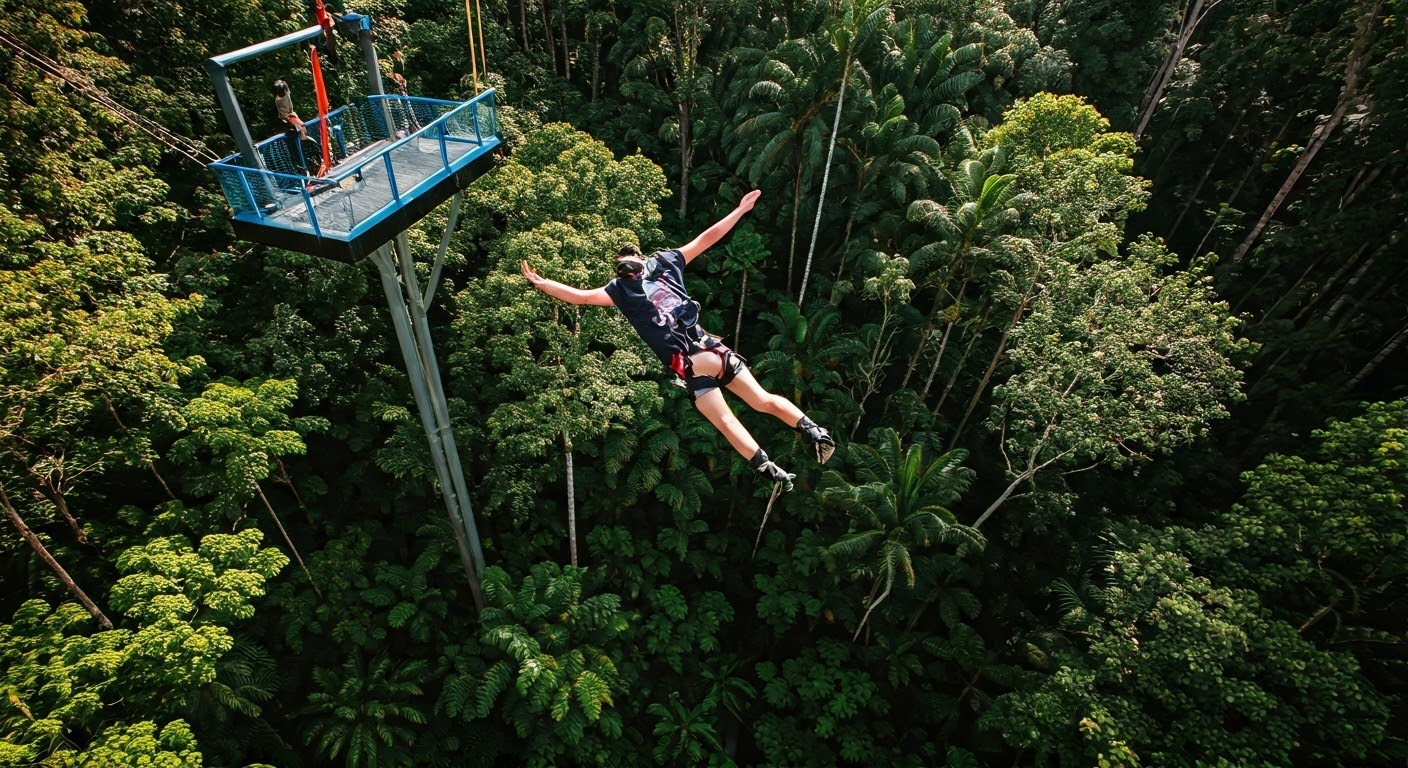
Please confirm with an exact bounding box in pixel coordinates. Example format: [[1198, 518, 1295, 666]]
[[1, 484, 112, 629], [787, 148, 803, 294], [830, 208, 858, 303], [590, 23, 601, 101], [1343, 321, 1408, 393], [733, 270, 749, 345], [542, 1, 557, 75], [1168, 104, 1246, 240], [1249, 242, 1383, 391], [104, 394, 177, 501], [900, 257, 967, 390], [1191, 117, 1292, 258], [799, 74, 847, 307], [934, 299, 995, 417], [1322, 243, 1382, 326], [853, 569, 892, 642], [950, 289, 1034, 449], [1232, 0, 1384, 262], [678, 101, 692, 219], [565, 431, 578, 566], [256, 484, 321, 599], [519, 0, 531, 54], [35, 478, 85, 544], [921, 281, 969, 401], [560, 0, 570, 80], [1289, 242, 1373, 323], [1135, 0, 1223, 140]]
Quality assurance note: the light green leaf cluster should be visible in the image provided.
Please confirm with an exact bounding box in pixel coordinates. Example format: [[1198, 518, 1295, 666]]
[[111, 528, 288, 625], [166, 378, 326, 518], [0, 530, 282, 764], [0, 223, 199, 527], [994, 238, 1253, 472], [1211, 399, 1408, 606], [987, 543, 1389, 766], [47, 719, 204, 768], [988, 92, 1147, 255]]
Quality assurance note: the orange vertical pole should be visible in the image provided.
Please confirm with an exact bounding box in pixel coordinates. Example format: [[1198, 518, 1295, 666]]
[[310, 47, 334, 176]]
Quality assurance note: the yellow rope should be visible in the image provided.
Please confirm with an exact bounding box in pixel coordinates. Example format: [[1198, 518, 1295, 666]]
[[463, 0, 480, 93], [474, 0, 489, 88]]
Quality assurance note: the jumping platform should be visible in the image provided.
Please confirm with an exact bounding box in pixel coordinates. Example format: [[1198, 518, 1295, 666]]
[[205, 12, 495, 608], [208, 90, 500, 263]]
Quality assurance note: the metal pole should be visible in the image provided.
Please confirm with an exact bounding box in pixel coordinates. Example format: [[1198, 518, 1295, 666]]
[[205, 59, 262, 171], [371, 245, 485, 609], [393, 233, 486, 575], [423, 191, 463, 306], [353, 18, 396, 138]]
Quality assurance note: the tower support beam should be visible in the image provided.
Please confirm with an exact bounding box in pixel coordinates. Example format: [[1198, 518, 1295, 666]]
[[371, 223, 485, 610]]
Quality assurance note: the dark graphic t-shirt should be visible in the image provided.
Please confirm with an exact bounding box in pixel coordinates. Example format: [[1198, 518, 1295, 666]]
[[604, 249, 703, 373]]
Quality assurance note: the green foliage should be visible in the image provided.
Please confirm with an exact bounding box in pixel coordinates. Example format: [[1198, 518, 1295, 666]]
[[987, 542, 1390, 766], [441, 563, 628, 766], [111, 528, 288, 627], [0, 530, 284, 764], [301, 653, 431, 768], [636, 587, 734, 675], [991, 239, 1253, 474], [166, 378, 328, 519], [47, 719, 205, 768], [647, 690, 726, 767], [987, 92, 1146, 255], [1199, 398, 1408, 628], [2, 0, 1404, 765], [753, 639, 889, 765], [820, 428, 982, 638]]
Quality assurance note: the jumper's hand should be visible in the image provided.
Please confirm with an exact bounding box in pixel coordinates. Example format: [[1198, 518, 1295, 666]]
[[737, 189, 761, 214], [521, 260, 545, 286]]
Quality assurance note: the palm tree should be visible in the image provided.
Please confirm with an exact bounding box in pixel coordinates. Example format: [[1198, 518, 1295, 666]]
[[797, 0, 893, 306], [301, 653, 430, 767], [903, 149, 1026, 405], [726, 30, 841, 293], [883, 19, 984, 138], [817, 14, 988, 300], [820, 428, 982, 641], [752, 299, 849, 409]]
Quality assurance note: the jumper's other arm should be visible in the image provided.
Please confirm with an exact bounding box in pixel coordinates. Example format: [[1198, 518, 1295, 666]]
[[521, 261, 614, 306], [677, 190, 761, 265]]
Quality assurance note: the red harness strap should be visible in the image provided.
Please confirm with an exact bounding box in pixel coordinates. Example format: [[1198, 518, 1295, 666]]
[[675, 340, 742, 386]]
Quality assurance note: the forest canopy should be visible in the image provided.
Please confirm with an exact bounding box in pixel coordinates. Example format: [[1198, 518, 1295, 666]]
[[1, 0, 1404, 765]]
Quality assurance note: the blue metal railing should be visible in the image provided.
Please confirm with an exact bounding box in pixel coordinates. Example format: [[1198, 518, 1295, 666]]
[[210, 89, 500, 240]]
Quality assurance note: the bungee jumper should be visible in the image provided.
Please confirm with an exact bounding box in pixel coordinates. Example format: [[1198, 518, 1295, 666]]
[[521, 190, 836, 492]]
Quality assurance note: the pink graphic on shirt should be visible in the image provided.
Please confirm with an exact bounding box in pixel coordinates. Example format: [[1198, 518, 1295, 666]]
[[646, 282, 684, 327]]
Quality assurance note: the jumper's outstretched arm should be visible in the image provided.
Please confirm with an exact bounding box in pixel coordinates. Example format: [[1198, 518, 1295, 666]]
[[521, 261, 613, 306], [678, 190, 761, 265]]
